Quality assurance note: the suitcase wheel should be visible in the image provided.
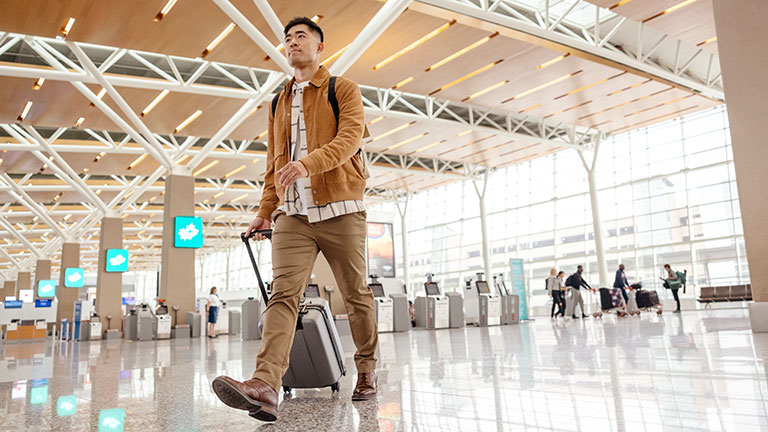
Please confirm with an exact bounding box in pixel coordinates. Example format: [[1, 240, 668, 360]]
[[331, 382, 340, 393], [283, 386, 292, 394]]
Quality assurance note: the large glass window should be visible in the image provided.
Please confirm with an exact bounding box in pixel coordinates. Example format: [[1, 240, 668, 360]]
[[375, 106, 747, 311]]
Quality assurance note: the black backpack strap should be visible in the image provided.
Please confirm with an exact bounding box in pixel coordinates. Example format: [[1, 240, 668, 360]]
[[328, 76, 340, 125], [270, 90, 281, 118], [328, 76, 362, 156]]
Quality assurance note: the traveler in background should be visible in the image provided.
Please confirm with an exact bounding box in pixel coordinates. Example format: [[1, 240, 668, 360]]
[[409, 300, 416, 327], [548, 268, 564, 319], [558, 271, 568, 317], [613, 264, 629, 302], [567, 265, 591, 319], [661, 264, 682, 313], [206, 286, 220, 338]]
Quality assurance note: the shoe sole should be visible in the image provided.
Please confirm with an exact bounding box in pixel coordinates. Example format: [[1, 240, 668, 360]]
[[211, 377, 278, 422], [351, 393, 376, 401]]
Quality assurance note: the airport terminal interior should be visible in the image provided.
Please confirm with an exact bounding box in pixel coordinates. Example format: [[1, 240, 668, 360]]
[[0, 0, 767, 430]]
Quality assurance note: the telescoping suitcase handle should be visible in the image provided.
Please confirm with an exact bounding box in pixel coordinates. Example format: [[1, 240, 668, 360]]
[[241, 230, 273, 305]]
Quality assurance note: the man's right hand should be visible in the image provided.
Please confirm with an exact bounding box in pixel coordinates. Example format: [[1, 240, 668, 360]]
[[245, 216, 271, 241]]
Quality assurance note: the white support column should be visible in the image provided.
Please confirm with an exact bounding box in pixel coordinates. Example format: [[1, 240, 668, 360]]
[[473, 171, 492, 280], [578, 137, 609, 288], [395, 193, 410, 292]]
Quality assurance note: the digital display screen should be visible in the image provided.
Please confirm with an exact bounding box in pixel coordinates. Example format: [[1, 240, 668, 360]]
[[4, 300, 23, 309], [174, 216, 203, 248], [121, 297, 135, 305], [106, 249, 129, 272], [57, 395, 78, 416], [64, 268, 85, 288], [425, 282, 440, 296], [476, 281, 491, 294], [19, 290, 33, 303], [305, 284, 320, 297], [35, 299, 52, 308], [367, 222, 395, 278], [370, 283, 385, 298]]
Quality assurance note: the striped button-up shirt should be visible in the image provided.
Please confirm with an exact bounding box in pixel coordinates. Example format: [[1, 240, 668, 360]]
[[278, 81, 365, 223]]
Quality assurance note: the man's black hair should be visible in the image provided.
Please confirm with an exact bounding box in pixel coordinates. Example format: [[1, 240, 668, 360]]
[[284, 16, 324, 42]]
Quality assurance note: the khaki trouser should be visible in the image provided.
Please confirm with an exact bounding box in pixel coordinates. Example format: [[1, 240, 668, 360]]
[[252, 210, 378, 392], [569, 288, 586, 316]]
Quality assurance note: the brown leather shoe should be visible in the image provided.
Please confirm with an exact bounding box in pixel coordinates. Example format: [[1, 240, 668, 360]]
[[211, 376, 278, 422], [351, 371, 377, 401]]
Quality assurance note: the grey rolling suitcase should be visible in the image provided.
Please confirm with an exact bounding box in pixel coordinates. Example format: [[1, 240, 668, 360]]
[[242, 230, 346, 394]]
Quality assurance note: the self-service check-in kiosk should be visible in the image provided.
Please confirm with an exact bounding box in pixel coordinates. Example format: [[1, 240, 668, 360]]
[[494, 274, 519, 325], [241, 297, 261, 341], [217, 301, 229, 335], [73, 300, 95, 340], [464, 273, 501, 326], [415, 274, 450, 329], [154, 300, 171, 340], [136, 303, 154, 341], [369, 276, 393, 333]]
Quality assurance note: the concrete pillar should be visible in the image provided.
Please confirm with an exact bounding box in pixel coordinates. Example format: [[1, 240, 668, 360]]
[[2, 280, 15, 299], [57, 243, 80, 322], [96, 217, 124, 332], [159, 175, 196, 326], [17, 271, 31, 297], [34, 259, 52, 301], [712, 3, 768, 331]]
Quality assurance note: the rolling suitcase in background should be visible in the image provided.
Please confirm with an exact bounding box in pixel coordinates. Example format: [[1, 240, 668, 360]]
[[241, 230, 346, 394], [599, 288, 614, 311], [636, 290, 652, 309]]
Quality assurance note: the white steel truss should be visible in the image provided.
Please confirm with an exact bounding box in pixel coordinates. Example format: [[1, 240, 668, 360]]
[[0, 32, 600, 149], [414, 0, 724, 100]]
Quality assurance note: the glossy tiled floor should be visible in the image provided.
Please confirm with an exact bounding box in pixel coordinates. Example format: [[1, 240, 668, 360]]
[[1, 308, 767, 431]]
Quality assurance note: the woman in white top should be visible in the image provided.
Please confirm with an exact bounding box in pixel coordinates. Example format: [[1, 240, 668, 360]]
[[547, 268, 564, 319], [207, 286, 221, 338]]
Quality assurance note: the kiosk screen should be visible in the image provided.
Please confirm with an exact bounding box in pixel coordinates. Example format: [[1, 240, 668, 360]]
[[370, 283, 385, 298], [476, 281, 491, 294], [425, 282, 440, 296], [305, 284, 320, 298]]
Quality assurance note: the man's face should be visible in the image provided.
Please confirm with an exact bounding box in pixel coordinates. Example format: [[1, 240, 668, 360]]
[[577, 267, 583, 273], [285, 24, 324, 67], [619, 264, 625, 271]]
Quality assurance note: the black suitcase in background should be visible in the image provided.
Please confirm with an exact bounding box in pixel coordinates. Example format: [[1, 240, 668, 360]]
[[636, 290, 652, 308], [648, 291, 660, 306], [599, 288, 613, 310]]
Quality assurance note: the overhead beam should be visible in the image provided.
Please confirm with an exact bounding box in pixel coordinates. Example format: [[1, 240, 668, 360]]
[[412, 0, 724, 101]]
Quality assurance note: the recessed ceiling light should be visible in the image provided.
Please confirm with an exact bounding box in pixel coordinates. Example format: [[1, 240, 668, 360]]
[[59, 17, 76, 37], [140, 89, 170, 117], [154, 0, 178, 22], [373, 20, 456, 70], [202, 23, 236, 58], [174, 110, 202, 134]]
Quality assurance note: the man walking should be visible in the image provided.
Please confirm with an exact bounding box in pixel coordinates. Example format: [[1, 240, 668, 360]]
[[211, 17, 378, 422], [568, 265, 591, 319], [613, 264, 629, 303]]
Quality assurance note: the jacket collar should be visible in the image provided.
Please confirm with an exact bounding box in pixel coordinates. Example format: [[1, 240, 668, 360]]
[[286, 65, 331, 92]]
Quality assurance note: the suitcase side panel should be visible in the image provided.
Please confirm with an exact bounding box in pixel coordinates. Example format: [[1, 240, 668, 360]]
[[282, 308, 344, 389]]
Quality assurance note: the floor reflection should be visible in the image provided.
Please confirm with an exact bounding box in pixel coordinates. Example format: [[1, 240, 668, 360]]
[[0, 308, 765, 431]]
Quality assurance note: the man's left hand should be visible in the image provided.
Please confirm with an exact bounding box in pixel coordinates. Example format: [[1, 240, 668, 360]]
[[277, 161, 308, 187]]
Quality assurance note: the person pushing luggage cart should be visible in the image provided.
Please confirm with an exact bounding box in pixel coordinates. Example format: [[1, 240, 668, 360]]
[[212, 17, 378, 423]]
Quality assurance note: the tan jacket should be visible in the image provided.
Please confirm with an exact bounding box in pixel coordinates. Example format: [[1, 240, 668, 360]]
[[257, 66, 367, 220]]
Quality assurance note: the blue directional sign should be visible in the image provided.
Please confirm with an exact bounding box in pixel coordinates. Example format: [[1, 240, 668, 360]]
[[37, 279, 56, 298], [57, 395, 78, 416], [64, 267, 85, 287], [105, 249, 129, 273], [174, 216, 203, 248], [98, 408, 125, 432]]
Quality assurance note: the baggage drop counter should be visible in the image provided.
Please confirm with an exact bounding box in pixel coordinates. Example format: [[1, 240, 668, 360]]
[[369, 281, 393, 333], [414, 279, 450, 329]]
